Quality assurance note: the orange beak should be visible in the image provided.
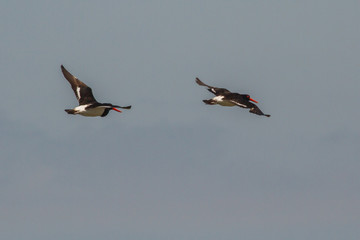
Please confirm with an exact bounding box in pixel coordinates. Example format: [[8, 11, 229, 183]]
[[112, 108, 122, 113], [249, 98, 258, 103]]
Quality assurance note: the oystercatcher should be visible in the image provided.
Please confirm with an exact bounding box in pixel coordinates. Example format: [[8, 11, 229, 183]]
[[61, 65, 131, 117], [196, 78, 270, 117]]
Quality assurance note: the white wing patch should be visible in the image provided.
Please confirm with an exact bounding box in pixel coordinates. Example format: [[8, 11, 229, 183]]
[[210, 88, 217, 94], [213, 96, 224, 102], [76, 87, 81, 100], [231, 100, 247, 108], [74, 104, 89, 112]]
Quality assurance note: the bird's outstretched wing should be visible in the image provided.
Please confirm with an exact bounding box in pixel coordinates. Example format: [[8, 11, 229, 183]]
[[195, 78, 231, 96], [113, 105, 132, 109], [247, 102, 271, 117], [61, 65, 97, 105]]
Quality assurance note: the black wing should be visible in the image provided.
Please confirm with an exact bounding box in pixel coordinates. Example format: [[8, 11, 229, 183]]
[[101, 108, 111, 117], [227, 93, 249, 108], [111, 105, 132, 109], [61, 65, 97, 105], [247, 102, 271, 117], [195, 78, 231, 96]]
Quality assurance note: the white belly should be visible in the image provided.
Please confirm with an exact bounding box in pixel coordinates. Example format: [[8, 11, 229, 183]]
[[74, 105, 106, 117]]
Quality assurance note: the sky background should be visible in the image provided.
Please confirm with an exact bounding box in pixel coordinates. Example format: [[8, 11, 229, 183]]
[[1, 1, 359, 239]]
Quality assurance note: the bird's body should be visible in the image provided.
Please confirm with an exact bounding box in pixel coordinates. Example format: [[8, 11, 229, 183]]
[[196, 78, 270, 117], [205, 95, 237, 107], [65, 103, 123, 117], [61, 65, 131, 117]]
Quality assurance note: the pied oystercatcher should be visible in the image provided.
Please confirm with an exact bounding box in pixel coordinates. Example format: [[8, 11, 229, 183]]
[[196, 78, 270, 117], [61, 65, 131, 117]]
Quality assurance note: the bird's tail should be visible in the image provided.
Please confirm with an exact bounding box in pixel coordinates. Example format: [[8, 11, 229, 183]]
[[65, 109, 76, 114], [264, 114, 271, 117], [203, 99, 216, 105]]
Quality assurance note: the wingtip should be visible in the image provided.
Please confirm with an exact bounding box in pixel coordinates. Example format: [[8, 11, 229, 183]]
[[60, 65, 69, 77], [195, 77, 204, 86], [118, 105, 132, 109]]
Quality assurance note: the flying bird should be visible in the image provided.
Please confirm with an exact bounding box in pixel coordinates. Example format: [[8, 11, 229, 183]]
[[61, 65, 131, 117], [196, 78, 270, 117]]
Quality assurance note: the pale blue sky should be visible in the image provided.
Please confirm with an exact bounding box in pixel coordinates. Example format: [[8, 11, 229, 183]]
[[1, 1, 359, 240]]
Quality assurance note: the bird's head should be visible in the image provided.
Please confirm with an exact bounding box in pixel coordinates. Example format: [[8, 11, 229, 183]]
[[245, 95, 258, 103], [102, 103, 122, 113], [111, 105, 122, 113]]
